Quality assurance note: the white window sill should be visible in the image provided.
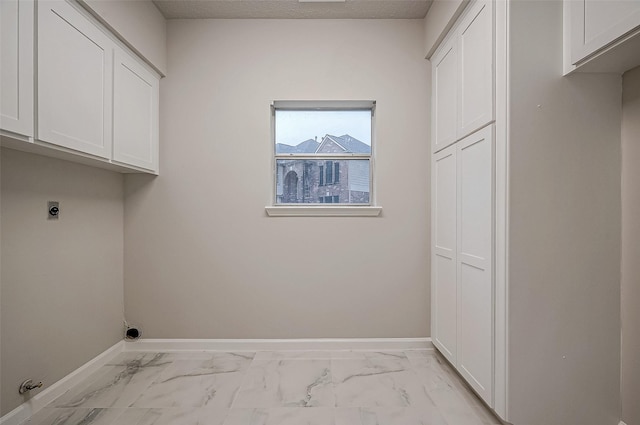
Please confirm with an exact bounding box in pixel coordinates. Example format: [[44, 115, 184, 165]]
[[265, 206, 382, 217]]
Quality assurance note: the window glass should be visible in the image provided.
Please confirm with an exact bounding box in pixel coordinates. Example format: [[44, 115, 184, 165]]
[[276, 159, 370, 204], [275, 110, 371, 154]]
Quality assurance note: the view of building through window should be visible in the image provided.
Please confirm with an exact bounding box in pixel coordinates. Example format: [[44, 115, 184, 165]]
[[274, 107, 373, 205]]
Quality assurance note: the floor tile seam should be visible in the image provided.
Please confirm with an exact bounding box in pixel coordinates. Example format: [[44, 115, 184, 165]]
[[104, 406, 132, 425], [124, 363, 174, 410], [228, 362, 255, 409]]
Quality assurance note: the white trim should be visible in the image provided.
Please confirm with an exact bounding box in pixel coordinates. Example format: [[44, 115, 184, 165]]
[[124, 338, 432, 352], [0, 341, 124, 425], [298, 0, 346, 3], [272, 100, 374, 110], [620, 422, 628, 425], [562, 0, 577, 75], [265, 206, 382, 217], [494, 0, 509, 421]]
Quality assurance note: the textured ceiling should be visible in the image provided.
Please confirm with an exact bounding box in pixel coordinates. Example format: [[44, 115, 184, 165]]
[[152, 0, 433, 19]]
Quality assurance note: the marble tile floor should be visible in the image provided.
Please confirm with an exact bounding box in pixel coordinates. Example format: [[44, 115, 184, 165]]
[[23, 349, 501, 425]]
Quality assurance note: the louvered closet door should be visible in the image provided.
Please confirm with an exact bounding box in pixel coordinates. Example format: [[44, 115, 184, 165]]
[[432, 143, 458, 364], [456, 125, 493, 405]]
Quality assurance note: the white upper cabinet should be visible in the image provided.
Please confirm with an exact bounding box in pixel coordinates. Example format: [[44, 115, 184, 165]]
[[432, 38, 458, 153], [458, 0, 493, 139], [431, 0, 494, 153], [113, 49, 159, 172], [0, 0, 34, 138], [2, 0, 161, 173], [38, 0, 114, 159], [570, 0, 640, 65]]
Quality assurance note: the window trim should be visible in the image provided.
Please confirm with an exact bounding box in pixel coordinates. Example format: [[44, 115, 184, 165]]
[[268, 100, 379, 216], [265, 205, 382, 217]]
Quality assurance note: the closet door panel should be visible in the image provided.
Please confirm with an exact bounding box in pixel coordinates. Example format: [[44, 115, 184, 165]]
[[456, 125, 493, 406], [458, 0, 494, 139], [432, 38, 458, 153], [432, 144, 458, 364]]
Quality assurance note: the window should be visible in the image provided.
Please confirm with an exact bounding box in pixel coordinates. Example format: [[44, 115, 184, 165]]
[[318, 195, 339, 203], [325, 161, 333, 185], [272, 101, 374, 206]]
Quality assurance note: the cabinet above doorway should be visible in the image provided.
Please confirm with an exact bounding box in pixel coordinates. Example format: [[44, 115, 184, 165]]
[[565, 0, 640, 74]]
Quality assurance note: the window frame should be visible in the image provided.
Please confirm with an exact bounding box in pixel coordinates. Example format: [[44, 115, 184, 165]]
[[267, 100, 381, 217]]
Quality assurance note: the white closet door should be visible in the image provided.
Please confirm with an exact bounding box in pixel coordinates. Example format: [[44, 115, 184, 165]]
[[458, 0, 493, 139], [0, 0, 34, 137], [432, 143, 458, 364], [432, 37, 458, 153], [38, 0, 113, 158], [456, 125, 493, 406], [113, 49, 159, 172]]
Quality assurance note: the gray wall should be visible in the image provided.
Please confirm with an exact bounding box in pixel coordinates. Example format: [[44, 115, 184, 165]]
[[0, 148, 124, 416], [507, 2, 621, 425], [622, 65, 640, 425], [123, 19, 431, 339]]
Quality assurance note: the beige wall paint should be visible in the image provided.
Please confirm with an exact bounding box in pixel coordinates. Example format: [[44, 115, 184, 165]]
[[81, 0, 167, 75], [123, 19, 431, 339], [507, 2, 621, 425], [422, 0, 468, 59], [622, 65, 640, 425], [0, 149, 124, 415]]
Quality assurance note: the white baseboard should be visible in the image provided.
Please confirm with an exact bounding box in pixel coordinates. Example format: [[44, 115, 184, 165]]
[[0, 341, 124, 425], [620, 421, 628, 425], [125, 337, 433, 352]]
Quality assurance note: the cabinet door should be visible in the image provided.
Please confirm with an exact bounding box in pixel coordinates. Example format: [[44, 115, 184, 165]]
[[113, 49, 159, 172], [432, 37, 458, 153], [571, 0, 640, 64], [432, 143, 458, 364], [458, 0, 493, 139], [456, 125, 493, 406], [38, 0, 113, 158], [0, 0, 34, 137]]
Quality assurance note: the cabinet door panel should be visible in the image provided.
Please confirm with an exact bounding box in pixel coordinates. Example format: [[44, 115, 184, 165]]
[[113, 49, 158, 172], [458, 0, 493, 139], [432, 38, 458, 153], [432, 144, 458, 363], [0, 0, 34, 137], [38, 0, 113, 158], [571, 0, 640, 64], [456, 126, 493, 406]]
